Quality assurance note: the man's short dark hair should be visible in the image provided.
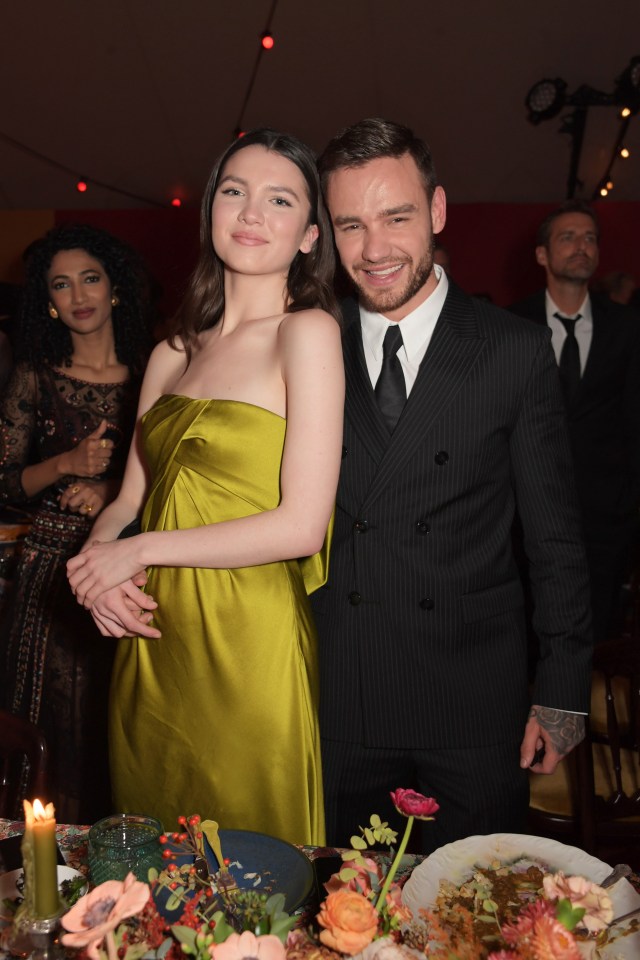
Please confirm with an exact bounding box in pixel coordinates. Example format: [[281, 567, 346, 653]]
[[536, 199, 600, 248], [317, 118, 438, 201]]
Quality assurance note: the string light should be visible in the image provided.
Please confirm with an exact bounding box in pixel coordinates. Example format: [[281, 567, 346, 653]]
[[260, 31, 274, 50], [0, 129, 168, 207], [591, 100, 636, 200], [0, 1, 280, 207], [2, 0, 279, 204], [232, 0, 279, 138]]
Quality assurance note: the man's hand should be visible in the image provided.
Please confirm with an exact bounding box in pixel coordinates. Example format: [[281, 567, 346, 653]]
[[520, 705, 586, 775]]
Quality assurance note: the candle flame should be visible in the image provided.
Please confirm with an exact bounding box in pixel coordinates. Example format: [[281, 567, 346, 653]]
[[24, 798, 56, 824]]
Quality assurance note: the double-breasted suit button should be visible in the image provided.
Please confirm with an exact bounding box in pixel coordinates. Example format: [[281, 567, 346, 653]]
[[419, 597, 435, 610], [434, 450, 449, 465], [342, 446, 348, 459], [354, 519, 369, 533], [416, 520, 430, 534], [348, 591, 362, 606]]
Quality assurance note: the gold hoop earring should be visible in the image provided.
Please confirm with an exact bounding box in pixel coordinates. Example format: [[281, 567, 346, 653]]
[[48, 304, 59, 319], [111, 295, 119, 307]]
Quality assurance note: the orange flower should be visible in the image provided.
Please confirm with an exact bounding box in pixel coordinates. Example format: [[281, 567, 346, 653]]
[[317, 890, 379, 955], [529, 914, 581, 960]]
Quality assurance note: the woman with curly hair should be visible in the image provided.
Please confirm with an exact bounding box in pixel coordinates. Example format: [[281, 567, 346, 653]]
[[0, 223, 153, 821]]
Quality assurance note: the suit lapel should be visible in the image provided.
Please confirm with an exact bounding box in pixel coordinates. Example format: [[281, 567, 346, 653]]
[[580, 297, 608, 390], [347, 284, 487, 511], [342, 303, 392, 464]]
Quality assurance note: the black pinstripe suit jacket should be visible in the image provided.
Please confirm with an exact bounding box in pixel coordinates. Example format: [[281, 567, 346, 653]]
[[311, 282, 592, 750]]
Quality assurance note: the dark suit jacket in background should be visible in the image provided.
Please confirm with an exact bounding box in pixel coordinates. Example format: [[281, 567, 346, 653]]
[[509, 291, 640, 526], [510, 290, 640, 643], [312, 282, 592, 752]]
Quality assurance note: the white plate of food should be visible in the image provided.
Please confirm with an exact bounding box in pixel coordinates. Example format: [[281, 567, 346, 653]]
[[401, 833, 640, 959], [0, 865, 87, 920]]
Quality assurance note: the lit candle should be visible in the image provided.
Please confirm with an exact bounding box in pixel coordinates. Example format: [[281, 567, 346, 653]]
[[23, 799, 60, 919]]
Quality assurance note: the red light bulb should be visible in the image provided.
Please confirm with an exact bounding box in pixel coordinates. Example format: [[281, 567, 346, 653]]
[[171, 197, 182, 207], [261, 31, 274, 50], [76, 180, 88, 193]]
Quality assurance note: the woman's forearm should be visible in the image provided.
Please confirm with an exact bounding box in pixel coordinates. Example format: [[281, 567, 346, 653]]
[[136, 502, 332, 572], [21, 453, 73, 498]]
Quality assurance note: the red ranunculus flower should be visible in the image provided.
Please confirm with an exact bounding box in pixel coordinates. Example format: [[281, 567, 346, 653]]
[[389, 789, 439, 820]]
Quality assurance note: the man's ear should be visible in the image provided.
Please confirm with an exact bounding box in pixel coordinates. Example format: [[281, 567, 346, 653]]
[[535, 245, 548, 269], [431, 185, 447, 235]]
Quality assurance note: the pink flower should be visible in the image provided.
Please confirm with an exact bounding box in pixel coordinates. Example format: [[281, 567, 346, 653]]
[[357, 939, 421, 960], [61, 873, 150, 960], [502, 899, 556, 944], [317, 890, 379, 955], [389, 789, 439, 820], [325, 857, 383, 898], [384, 885, 412, 923], [542, 873, 613, 933], [529, 914, 581, 960], [210, 931, 285, 960]]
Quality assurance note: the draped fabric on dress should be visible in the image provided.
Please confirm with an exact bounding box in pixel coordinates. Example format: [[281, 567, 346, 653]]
[[110, 395, 327, 845]]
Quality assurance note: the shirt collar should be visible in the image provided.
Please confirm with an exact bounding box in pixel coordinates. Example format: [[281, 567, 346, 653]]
[[545, 289, 593, 328], [360, 265, 449, 360]]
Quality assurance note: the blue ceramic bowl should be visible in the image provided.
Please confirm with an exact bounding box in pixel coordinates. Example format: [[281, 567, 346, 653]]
[[155, 828, 314, 918]]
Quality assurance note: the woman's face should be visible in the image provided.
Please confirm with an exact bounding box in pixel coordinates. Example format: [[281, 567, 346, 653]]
[[211, 144, 318, 279], [47, 249, 114, 337]]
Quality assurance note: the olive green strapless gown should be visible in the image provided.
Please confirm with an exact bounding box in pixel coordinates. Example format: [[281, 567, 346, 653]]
[[110, 395, 327, 845]]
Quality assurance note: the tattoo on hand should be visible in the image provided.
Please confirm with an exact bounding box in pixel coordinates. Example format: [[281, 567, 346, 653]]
[[529, 705, 585, 757]]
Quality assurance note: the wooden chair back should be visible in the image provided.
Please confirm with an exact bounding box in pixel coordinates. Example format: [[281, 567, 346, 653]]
[[584, 637, 640, 835], [528, 636, 640, 862], [0, 709, 49, 818]]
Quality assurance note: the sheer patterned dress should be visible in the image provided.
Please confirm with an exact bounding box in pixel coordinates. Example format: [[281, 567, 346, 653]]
[[0, 361, 139, 821]]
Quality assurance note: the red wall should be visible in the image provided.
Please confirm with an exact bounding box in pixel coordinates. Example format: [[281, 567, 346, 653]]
[[56, 201, 640, 317], [439, 201, 640, 307]]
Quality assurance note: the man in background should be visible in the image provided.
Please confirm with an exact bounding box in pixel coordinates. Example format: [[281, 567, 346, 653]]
[[511, 200, 640, 645]]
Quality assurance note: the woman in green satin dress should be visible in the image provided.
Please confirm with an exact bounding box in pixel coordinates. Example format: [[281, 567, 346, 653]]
[[67, 130, 344, 845]]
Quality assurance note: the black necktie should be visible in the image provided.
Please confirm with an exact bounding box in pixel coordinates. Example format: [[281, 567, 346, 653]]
[[554, 312, 581, 405], [375, 325, 406, 432]]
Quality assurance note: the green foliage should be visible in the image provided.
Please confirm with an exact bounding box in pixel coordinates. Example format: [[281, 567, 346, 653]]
[[555, 897, 586, 932]]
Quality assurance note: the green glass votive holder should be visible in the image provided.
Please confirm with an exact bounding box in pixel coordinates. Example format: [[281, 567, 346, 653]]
[[88, 814, 163, 884]]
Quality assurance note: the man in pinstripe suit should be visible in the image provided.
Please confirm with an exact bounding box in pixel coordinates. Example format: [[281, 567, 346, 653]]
[[311, 119, 593, 851]]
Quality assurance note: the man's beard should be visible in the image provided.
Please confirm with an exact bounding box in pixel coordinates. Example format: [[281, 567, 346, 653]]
[[352, 248, 434, 315], [553, 254, 596, 284]]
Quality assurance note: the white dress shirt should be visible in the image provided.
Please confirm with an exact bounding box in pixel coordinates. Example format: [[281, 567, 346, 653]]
[[545, 291, 593, 374], [359, 265, 449, 392]]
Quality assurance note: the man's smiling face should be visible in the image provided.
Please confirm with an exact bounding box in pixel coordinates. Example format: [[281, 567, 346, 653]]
[[326, 153, 446, 321]]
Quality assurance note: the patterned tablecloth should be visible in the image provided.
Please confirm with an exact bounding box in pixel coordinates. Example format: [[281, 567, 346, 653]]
[[0, 818, 416, 875], [1, 816, 638, 894]]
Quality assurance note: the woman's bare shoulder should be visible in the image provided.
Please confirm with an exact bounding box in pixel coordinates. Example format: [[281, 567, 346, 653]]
[[140, 337, 188, 396], [278, 308, 341, 340]]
